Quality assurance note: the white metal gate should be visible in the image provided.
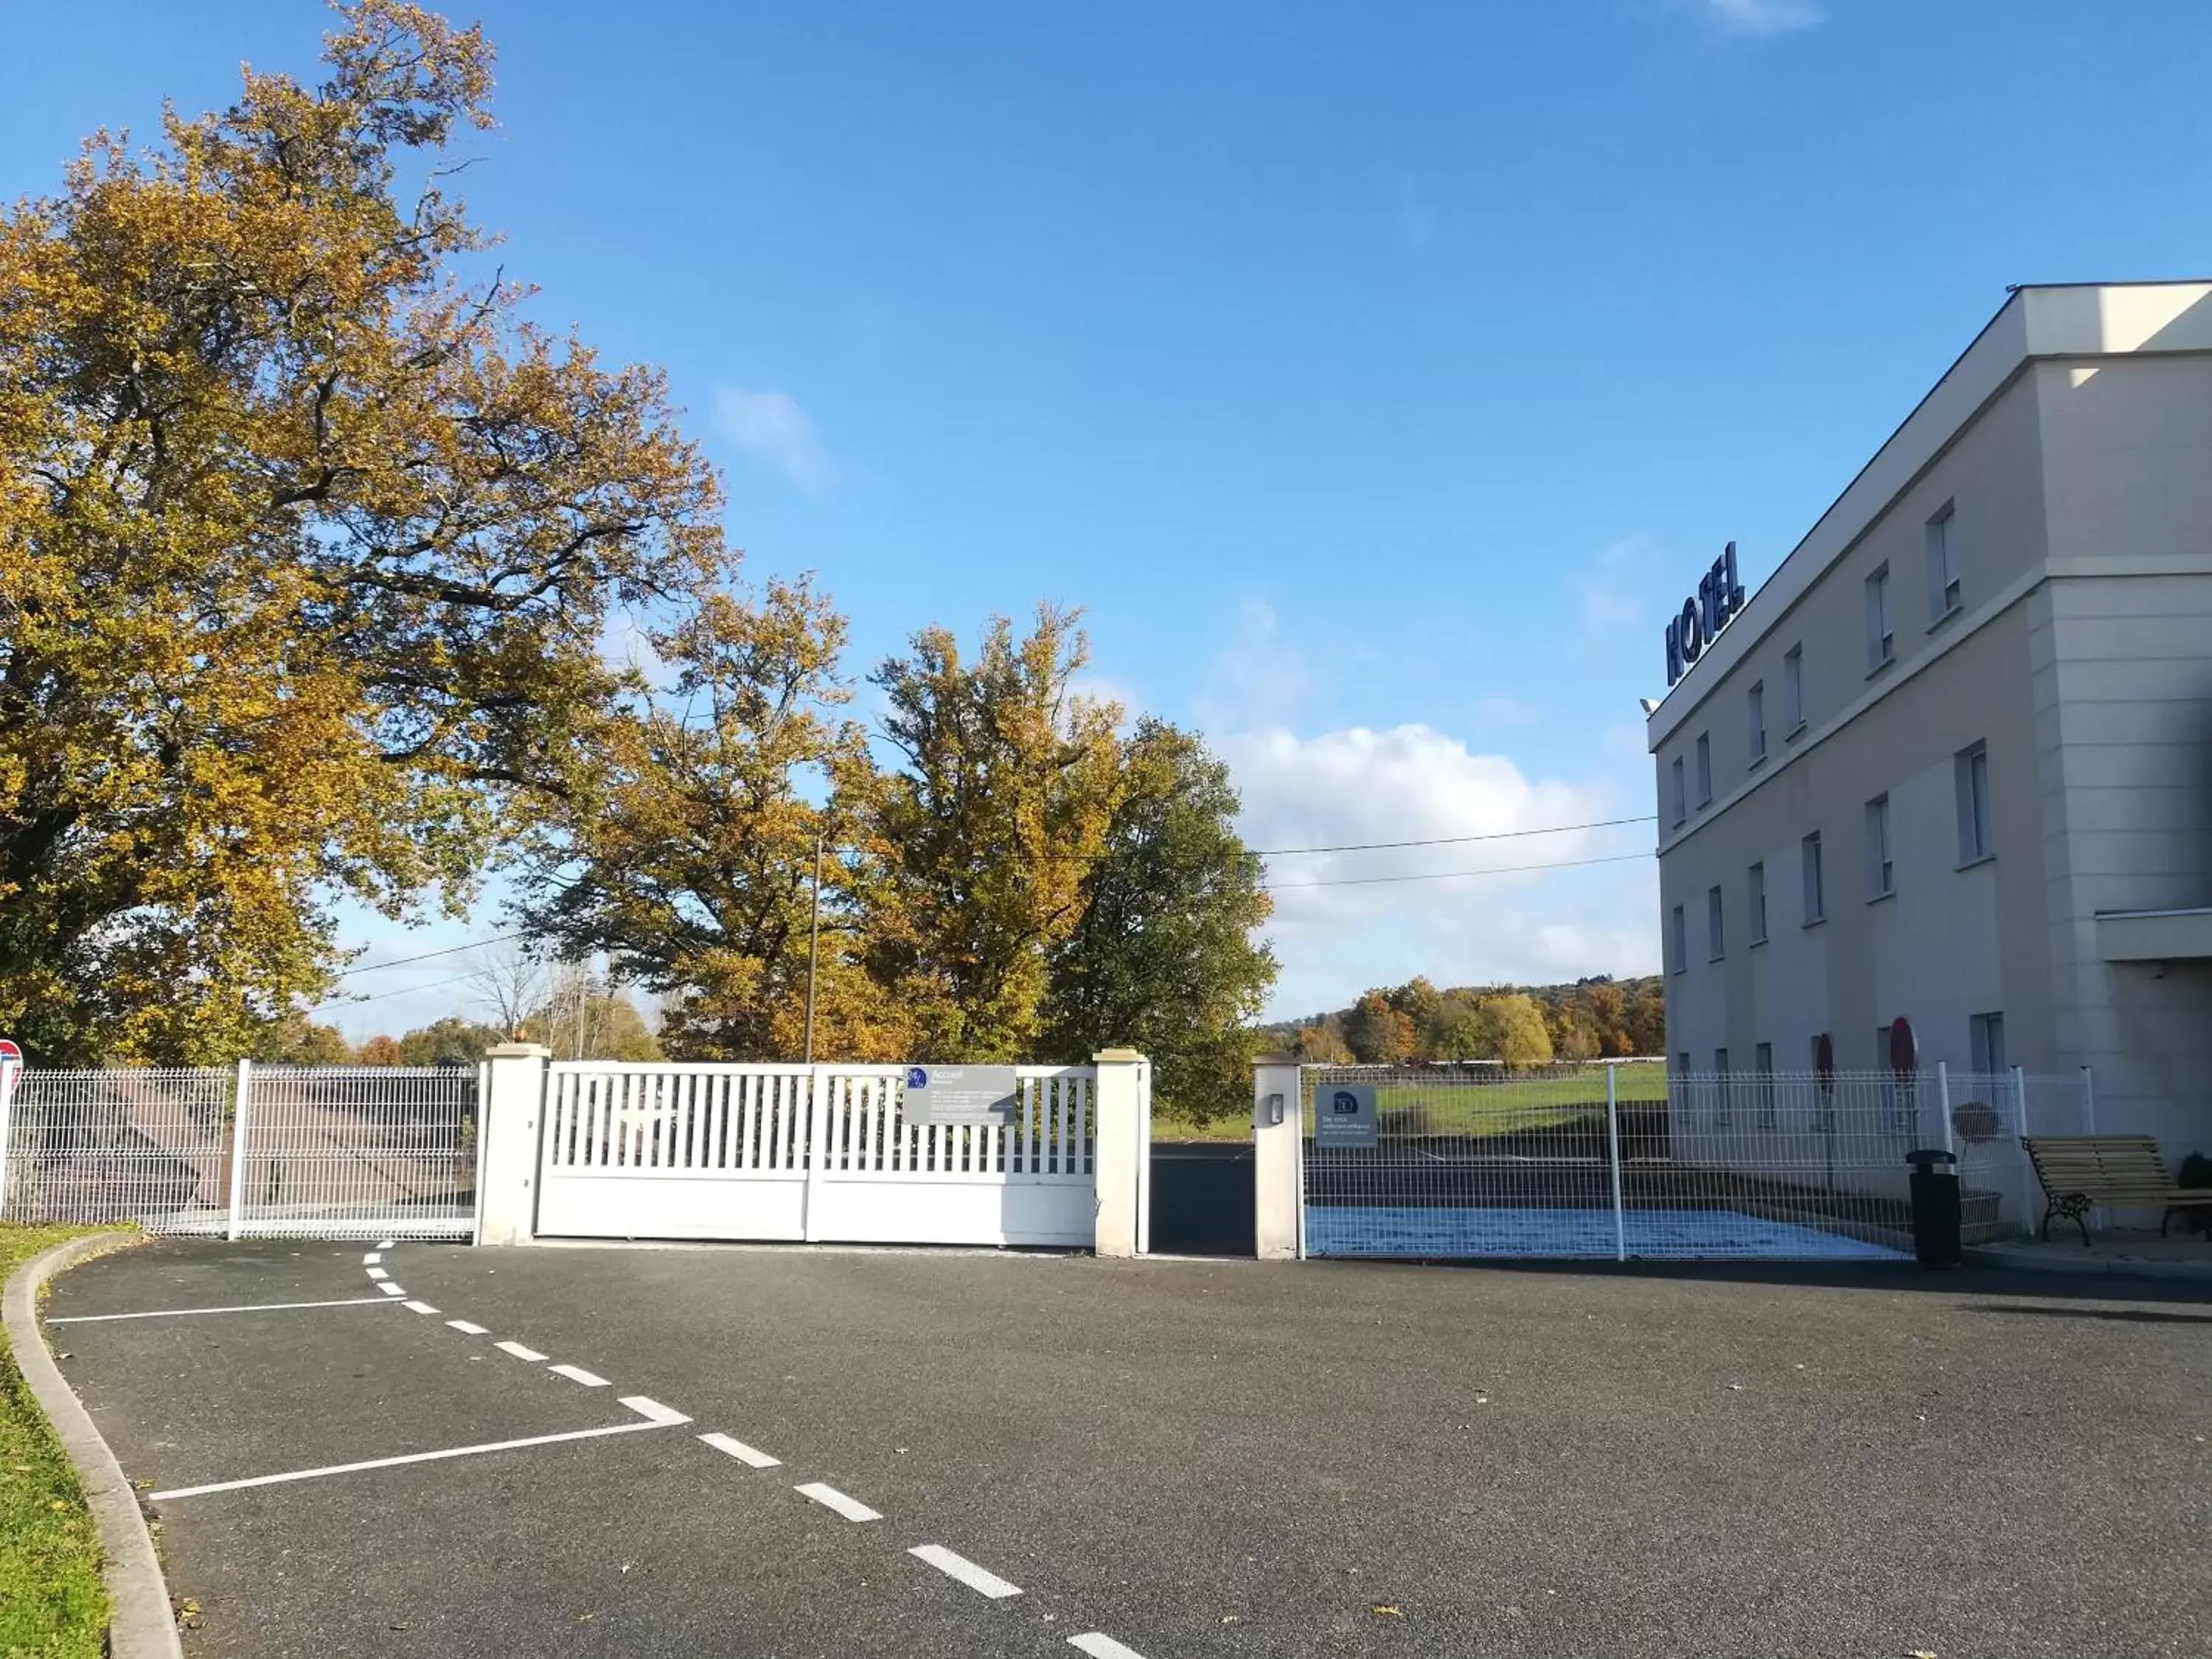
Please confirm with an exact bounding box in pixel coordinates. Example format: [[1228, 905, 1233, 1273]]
[[535, 1062, 1098, 1248], [0, 1062, 479, 1239]]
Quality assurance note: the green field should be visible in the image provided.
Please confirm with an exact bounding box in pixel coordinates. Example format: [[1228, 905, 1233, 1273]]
[[1, 1225, 111, 1659], [1152, 1063, 1669, 1144]]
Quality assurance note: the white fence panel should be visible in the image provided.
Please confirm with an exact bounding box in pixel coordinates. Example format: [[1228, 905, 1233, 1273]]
[[536, 1061, 1098, 1248], [234, 1065, 477, 1239], [0, 1068, 232, 1231]]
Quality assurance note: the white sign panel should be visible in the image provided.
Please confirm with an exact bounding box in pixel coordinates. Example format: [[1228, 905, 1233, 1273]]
[[1315, 1083, 1378, 1149], [903, 1065, 1019, 1127]]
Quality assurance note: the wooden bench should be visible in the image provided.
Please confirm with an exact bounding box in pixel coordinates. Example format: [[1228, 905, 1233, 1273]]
[[2020, 1135, 2212, 1243]]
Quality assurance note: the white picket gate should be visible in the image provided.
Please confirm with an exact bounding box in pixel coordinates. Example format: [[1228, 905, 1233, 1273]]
[[535, 1062, 1099, 1247]]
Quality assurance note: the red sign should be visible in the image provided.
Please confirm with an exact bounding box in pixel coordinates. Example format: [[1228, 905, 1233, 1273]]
[[0, 1039, 20, 1065], [1888, 1017, 1919, 1077]]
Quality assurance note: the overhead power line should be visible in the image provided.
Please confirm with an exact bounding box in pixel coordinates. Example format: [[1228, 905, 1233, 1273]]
[[1251, 814, 1656, 858], [330, 931, 532, 979], [311, 968, 484, 1010], [1262, 850, 1653, 890]]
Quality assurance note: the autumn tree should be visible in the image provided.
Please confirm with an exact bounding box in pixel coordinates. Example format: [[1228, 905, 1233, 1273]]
[[866, 608, 1123, 1058], [1039, 720, 1276, 1119], [0, 2, 734, 1061], [507, 581, 901, 1060], [396, 1016, 507, 1066], [254, 1015, 355, 1065], [521, 967, 661, 1062], [1475, 992, 1554, 1068], [1294, 1023, 1355, 1065], [1344, 990, 1419, 1065]]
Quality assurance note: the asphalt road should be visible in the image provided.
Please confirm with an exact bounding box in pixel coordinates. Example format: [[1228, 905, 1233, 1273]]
[[43, 1239, 2212, 1658]]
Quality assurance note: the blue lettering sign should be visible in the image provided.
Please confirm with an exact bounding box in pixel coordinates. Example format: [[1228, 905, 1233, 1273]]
[[1661, 542, 1748, 687]]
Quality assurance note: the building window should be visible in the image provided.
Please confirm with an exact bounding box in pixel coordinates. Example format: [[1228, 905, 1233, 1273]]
[[1783, 644, 1804, 733], [1671, 903, 1687, 973], [1713, 1047, 1731, 1126], [1747, 861, 1767, 943], [1926, 501, 1961, 621], [1708, 885, 1725, 960], [1970, 1012, 2007, 1079], [1671, 756, 1686, 827], [1865, 793, 1893, 897], [1865, 564, 1893, 669], [1695, 732, 1713, 807], [1755, 1041, 1775, 1128], [1801, 832, 1824, 924], [1747, 681, 1765, 763], [1955, 741, 1992, 862]]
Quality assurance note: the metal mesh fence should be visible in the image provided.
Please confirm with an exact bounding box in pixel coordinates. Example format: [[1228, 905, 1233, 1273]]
[[1301, 1062, 2090, 1261], [236, 1065, 478, 1239], [0, 1068, 234, 1231]]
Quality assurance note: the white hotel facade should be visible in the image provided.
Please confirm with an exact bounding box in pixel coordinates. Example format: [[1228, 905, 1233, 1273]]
[[1649, 282, 2212, 1159]]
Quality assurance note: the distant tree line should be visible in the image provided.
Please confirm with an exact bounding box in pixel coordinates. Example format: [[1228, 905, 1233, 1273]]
[[1276, 975, 1665, 1068]]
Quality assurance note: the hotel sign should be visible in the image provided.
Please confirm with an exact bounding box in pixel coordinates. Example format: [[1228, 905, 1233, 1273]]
[[1663, 542, 1747, 686]]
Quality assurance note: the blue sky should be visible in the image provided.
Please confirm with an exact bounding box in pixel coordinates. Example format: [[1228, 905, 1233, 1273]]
[[10, 0, 2212, 1037]]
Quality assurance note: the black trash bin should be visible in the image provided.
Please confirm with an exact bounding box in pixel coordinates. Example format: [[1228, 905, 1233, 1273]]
[[1905, 1147, 1961, 1267]]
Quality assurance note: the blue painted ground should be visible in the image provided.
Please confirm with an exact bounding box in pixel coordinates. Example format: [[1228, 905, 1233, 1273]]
[[1305, 1206, 1910, 1262]]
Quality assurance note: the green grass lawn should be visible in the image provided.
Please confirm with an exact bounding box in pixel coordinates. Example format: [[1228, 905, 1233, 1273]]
[[1, 1224, 113, 1659]]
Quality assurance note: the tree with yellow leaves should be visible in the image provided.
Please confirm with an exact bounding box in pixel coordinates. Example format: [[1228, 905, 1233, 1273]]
[[0, 3, 734, 1061]]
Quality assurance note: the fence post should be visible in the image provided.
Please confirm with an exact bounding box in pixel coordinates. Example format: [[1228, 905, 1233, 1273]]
[[1935, 1062, 1955, 1157], [226, 1058, 254, 1241], [0, 1048, 19, 1214], [1605, 1062, 1627, 1262], [1091, 1048, 1150, 1259], [1252, 1053, 1302, 1260], [802, 1065, 829, 1243], [476, 1044, 549, 1247], [2011, 1064, 2035, 1237]]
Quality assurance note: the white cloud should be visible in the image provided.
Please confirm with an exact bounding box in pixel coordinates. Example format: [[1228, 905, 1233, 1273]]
[[714, 386, 833, 492], [1195, 599, 1313, 731], [1703, 0, 1823, 36], [1214, 720, 1657, 1015], [1573, 534, 1660, 630]]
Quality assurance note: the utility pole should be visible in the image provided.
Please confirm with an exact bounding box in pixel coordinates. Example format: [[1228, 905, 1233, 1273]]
[[804, 828, 824, 1065], [573, 961, 588, 1061]]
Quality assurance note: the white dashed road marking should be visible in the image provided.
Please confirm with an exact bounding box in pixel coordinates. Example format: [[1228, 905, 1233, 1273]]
[[403, 1301, 439, 1315], [909, 1544, 1022, 1599], [1068, 1635, 1147, 1659], [362, 1252, 382, 1265], [377, 1283, 406, 1297], [149, 1417, 684, 1500], [365, 1267, 388, 1280], [46, 1297, 397, 1324], [446, 1320, 489, 1335], [698, 1432, 781, 1469], [548, 1364, 610, 1388], [619, 1396, 690, 1426], [495, 1340, 548, 1362], [378, 1238, 394, 1249], [795, 1481, 881, 1523]]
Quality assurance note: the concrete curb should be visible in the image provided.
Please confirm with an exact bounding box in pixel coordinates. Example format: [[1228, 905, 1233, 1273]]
[[1964, 1243, 2212, 1284], [4, 1231, 184, 1659]]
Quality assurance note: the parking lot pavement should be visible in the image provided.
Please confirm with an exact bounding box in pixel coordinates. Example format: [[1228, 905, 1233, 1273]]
[[45, 1240, 2212, 1658]]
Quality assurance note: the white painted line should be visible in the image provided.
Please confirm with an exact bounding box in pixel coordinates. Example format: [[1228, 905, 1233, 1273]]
[[1068, 1635, 1147, 1659], [378, 1238, 395, 1249], [547, 1363, 609, 1388], [377, 1283, 406, 1297], [909, 1544, 1022, 1599], [402, 1301, 439, 1315], [365, 1267, 389, 1280], [46, 1297, 399, 1324], [446, 1320, 489, 1335], [363, 1252, 382, 1265], [698, 1432, 780, 1469], [495, 1340, 547, 1362], [795, 1481, 881, 1523], [619, 1395, 691, 1427], [150, 1417, 681, 1500]]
